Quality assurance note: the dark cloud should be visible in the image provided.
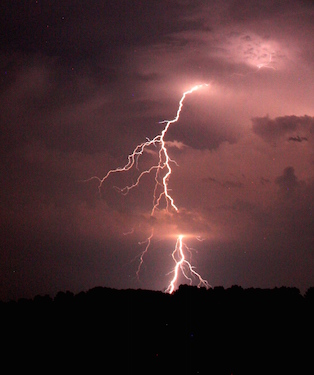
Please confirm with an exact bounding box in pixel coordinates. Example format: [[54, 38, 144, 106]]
[[275, 166, 298, 186], [0, 54, 161, 156], [252, 115, 314, 142], [288, 136, 308, 142], [271, 172, 314, 255], [167, 116, 238, 150], [275, 167, 302, 196], [0, 0, 202, 58]]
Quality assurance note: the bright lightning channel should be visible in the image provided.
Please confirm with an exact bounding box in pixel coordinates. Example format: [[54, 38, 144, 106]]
[[256, 52, 276, 70], [165, 235, 210, 294], [89, 84, 209, 293]]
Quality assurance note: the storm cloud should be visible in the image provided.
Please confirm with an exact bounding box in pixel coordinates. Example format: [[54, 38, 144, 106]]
[[1, 0, 314, 300], [252, 115, 314, 143]]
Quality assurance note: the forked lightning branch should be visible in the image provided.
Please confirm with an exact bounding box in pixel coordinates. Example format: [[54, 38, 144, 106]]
[[89, 84, 210, 293]]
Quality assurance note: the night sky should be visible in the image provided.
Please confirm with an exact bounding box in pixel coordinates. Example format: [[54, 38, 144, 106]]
[[1, 0, 314, 301]]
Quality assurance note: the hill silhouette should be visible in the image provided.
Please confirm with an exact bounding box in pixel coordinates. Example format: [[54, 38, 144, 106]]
[[1, 285, 313, 374]]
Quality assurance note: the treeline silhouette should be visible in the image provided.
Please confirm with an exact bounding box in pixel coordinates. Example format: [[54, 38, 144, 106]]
[[2, 285, 313, 374]]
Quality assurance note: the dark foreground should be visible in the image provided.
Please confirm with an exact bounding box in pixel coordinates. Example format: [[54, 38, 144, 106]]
[[2, 285, 314, 374]]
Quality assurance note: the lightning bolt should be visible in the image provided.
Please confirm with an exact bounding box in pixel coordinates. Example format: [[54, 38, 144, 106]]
[[256, 52, 276, 70], [165, 235, 210, 294], [136, 229, 154, 279], [89, 84, 210, 293]]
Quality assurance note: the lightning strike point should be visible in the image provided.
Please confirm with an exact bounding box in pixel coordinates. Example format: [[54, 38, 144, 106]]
[[165, 235, 210, 294]]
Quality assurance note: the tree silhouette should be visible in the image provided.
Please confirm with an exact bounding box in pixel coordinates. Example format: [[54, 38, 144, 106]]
[[1, 285, 313, 374]]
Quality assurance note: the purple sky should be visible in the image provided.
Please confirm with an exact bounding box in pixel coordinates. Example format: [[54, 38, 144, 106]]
[[1, 0, 314, 300]]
